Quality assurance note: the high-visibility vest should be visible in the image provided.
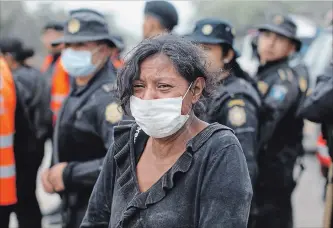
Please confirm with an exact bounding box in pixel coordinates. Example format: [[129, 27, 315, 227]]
[[111, 56, 124, 70], [0, 57, 17, 206], [41, 55, 70, 124]]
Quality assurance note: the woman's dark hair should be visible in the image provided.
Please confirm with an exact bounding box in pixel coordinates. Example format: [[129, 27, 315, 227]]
[[0, 38, 34, 64], [118, 34, 215, 115]]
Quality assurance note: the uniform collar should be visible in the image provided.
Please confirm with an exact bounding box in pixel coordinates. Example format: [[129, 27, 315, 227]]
[[257, 57, 289, 75]]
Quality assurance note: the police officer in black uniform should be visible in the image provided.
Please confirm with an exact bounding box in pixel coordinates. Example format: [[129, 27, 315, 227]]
[[186, 19, 261, 187], [298, 50, 333, 228], [0, 38, 50, 228], [253, 15, 303, 228], [40, 9, 124, 228], [143, 0, 178, 39]]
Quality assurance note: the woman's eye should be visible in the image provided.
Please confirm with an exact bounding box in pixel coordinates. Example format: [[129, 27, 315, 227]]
[[158, 84, 172, 89], [133, 84, 144, 88]]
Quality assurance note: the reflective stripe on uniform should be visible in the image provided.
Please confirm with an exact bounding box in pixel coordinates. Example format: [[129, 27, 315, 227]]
[[0, 133, 13, 149], [0, 164, 15, 178], [51, 94, 67, 102]]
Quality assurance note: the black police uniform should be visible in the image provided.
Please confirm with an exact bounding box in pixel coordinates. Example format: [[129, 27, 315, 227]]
[[50, 9, 123, 228], [13, 66, 49, 228], [289, 52, 311, 157], [253, 15, 303, 228], [298, 56, 333, 228], [186, 19, 261, 187]]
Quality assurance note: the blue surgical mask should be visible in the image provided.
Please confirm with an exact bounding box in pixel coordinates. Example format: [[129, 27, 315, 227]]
[[60, 47, 100, 78]]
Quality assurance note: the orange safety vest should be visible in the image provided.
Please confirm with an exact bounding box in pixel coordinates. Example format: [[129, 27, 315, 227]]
[[41, 55, 70, 124], [111, 56, 124, 70], [0, 57, 17, 206]]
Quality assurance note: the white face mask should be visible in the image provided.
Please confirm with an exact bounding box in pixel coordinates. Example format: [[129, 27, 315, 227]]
[[130, 83, 193, 138]]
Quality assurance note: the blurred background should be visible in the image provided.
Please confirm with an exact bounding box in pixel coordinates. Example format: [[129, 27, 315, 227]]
[[1, 1, 332, 227], [1, 1, 331, 65]]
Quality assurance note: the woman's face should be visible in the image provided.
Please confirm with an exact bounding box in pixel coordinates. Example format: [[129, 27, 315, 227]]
[[132, 53, 205, 115]]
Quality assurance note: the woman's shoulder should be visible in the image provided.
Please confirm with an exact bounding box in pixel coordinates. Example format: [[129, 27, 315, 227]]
[[193, 123, 242, 156], [189, 123, 240, 150], [206, 122, 239, 142]]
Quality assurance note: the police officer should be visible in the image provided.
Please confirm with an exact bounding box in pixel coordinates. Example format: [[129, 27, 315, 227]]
[[40, 9, 123, 228], [186, 19, 261, 188], [253, 15, 303, 228], [0, 38, 50, 228], [143, 0, 178, 39], [41, 21, 65, 80], [298, 51, 333, 228]]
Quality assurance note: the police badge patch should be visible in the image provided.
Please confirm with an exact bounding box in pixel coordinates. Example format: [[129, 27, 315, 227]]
[[268, 85, 288, 102], [202, 24, 213, 35], [257, 81, 269, 95], [105, 103, 123, 124], [299, 77, 308, 92], [68, 18, 80, 34], [228, 106, 246, 127]]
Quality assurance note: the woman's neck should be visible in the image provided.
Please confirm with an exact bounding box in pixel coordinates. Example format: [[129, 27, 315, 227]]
[[150, 115, 207, 160]]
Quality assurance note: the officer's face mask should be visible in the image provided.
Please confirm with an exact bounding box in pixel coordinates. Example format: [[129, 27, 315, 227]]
[[130, 82, 193, 139], [60, 46, 101, 78]]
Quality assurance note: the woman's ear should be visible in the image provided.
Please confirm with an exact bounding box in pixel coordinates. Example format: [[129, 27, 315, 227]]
[[191, 77, 205, 103]]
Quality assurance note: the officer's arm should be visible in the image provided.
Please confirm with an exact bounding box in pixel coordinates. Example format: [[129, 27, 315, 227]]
[[298, 72, 333, 123], [223, 97, 259, 187], [30, 70, 53, 140], [259, 76, 299, 146], [62, 95, 122, 190], [14, 69, 53, 139]]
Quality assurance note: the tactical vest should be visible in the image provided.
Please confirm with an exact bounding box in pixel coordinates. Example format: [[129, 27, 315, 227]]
[[0, 57, 17, 206]]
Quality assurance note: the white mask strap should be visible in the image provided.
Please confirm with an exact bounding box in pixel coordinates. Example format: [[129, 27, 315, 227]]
[[182, 81, 194, 100]]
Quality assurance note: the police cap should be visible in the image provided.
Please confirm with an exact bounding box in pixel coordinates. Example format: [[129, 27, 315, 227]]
[[0, 38, 34, 61], [257, 14, 302, 51], [51, 8, 118, 47], [144, 1, 178, 31], [186, 18, 239, 57]]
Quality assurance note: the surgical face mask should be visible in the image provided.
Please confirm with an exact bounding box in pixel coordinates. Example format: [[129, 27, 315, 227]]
[[130, 82, 193, 138], [60, 47, 100, 78]]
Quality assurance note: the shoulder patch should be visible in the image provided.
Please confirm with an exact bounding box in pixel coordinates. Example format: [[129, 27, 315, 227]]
[[299, 76, 308, 92], [268, 84, 288, 102], [278, 69, 287, 81], [102, 83, 117, 93], [257, 81, 269, 95], [227, 99, 245, 108], [228, 106, 246, 127], [105, 102, 123, 124]]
